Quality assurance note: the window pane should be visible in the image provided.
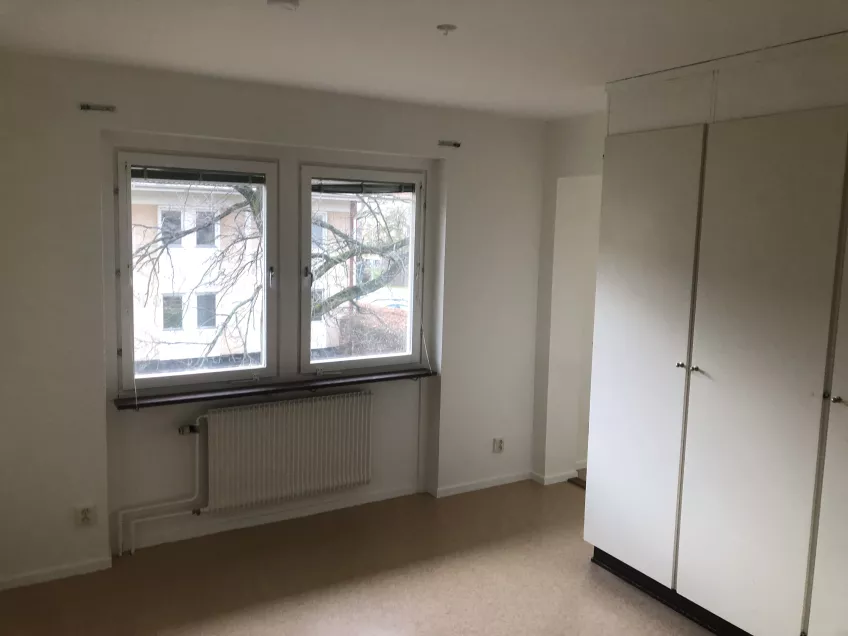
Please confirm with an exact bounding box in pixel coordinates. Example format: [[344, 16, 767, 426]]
[[161, 210, 182, 246], [309, 178, 416, 363], [163, 295, 183, 330], [197, 293, 217, 328], [195, 210, 216, 247], [131, 170, 267, 378]]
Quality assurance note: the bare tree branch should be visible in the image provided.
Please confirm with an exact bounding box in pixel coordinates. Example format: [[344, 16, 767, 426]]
[[201, 285, 262, 358], [312, 236, 408, 281], [312, 256, 404, 318]]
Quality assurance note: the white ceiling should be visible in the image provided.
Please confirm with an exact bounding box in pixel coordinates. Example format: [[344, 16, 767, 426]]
[[1, 0, 847, 117]]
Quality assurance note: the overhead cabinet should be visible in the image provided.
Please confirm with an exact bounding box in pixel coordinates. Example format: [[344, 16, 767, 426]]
[[585, 107, 848, 636]]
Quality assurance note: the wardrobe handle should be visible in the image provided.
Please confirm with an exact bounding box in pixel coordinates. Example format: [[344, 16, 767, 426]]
[[676, 362, 687, 369], [691, 366, 701, 373], [832, 396, 843, 404]]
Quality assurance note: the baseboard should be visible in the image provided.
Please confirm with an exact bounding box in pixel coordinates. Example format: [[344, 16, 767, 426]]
[[0, 556, 112, 591], [436, 472, 532, 498], [531, 470, 578, 486], [591, 548, 753, 636], [575, 458, 587, 471], [131, 486, 419, 551]]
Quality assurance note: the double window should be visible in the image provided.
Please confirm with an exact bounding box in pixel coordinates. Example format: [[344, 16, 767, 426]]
[[117, 152, 425, 391], [158, 293, 217, 331]]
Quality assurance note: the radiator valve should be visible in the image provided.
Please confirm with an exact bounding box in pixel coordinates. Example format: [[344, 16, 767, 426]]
[[178, 424, 200, 435]]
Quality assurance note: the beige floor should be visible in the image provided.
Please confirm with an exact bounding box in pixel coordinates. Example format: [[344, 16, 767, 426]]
[[0, 481, 707, 636]]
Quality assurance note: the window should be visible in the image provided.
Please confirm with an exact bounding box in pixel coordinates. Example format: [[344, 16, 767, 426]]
[[311, 212, 327, 248], [160, 209, 183, 246], [197, 293, 217, 329], [195, 209, 216, 247], [117, 150, 425, 394], [302, 166, 423, 371], [162, 295, 183, 330], [119, 153, 277, 388]]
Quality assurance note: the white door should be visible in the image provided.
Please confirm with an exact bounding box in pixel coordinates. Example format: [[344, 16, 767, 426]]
[[584, 125, 705, 587], [809, 186, 848, 634], [677, 108, 848, 636]]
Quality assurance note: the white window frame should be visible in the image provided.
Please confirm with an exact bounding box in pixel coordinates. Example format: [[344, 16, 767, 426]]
[[117, 151, 278, 391], [300, 165, 425, 373]]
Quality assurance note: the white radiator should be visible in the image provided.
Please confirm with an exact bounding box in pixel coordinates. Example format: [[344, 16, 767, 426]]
[[204, 391, 372, 513]]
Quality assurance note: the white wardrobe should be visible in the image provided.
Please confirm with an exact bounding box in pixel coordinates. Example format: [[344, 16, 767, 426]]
[[585, 106, 848, 636]]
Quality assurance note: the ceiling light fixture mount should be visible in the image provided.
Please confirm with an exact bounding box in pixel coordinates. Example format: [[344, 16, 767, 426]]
[[436, 24, 457, 36]]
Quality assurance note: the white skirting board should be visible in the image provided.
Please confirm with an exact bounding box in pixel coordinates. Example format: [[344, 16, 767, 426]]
[[0, 556, 112, 592], [436, 472, 533, 497], [130, 486, 418, 552], [531, 470, 578, 486], [575, 458, 587, 470]]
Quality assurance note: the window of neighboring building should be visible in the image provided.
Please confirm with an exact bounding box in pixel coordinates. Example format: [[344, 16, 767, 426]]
[[162, 294, 183, 330], [311, 212, 327, 248], [195, 209, 216, 247], [160, 209, 183, 246], [197, 293, 217, 329], [302, 167, 423, 371]]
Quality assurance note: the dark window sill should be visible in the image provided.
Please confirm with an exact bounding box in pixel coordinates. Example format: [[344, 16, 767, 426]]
[[113, 368, 437, 411]]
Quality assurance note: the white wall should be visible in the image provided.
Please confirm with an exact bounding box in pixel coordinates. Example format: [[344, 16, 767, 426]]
[[548, 176, 602, 472], [532, 114, 606, 482], [0, 50, 544, 587], [100, 130, 439, 554], [110, 382, 424, 552]]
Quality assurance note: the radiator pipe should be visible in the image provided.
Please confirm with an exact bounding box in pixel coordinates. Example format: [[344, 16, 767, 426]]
[[117, 416, 204, 556]]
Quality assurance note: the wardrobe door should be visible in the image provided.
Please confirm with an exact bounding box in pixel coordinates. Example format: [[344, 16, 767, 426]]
[[677, 108, 848, 636], [584, 125, 705, 587], [809, 190, 848, 636]]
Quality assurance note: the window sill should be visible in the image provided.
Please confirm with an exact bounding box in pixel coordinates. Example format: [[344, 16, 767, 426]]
[[113, 368, 437, 410]]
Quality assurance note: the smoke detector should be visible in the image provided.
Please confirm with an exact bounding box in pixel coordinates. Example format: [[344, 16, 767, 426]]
[[268, 0, 300, 9]]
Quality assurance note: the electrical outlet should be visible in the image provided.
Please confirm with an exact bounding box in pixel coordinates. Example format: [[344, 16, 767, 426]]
[[492, 438, 505, 453], [75, 505, 97, 527]]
